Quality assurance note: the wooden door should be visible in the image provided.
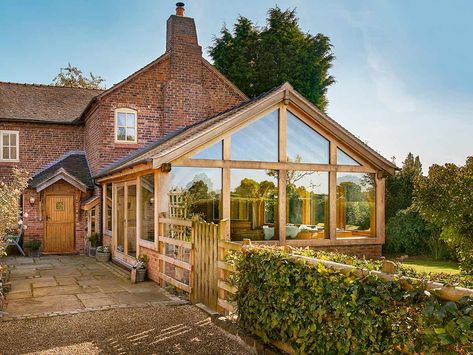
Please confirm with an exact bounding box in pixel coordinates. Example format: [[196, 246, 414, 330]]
[[45, 195, 75, 253]]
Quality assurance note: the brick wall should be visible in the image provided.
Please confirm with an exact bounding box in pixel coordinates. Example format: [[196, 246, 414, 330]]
[[0, 122, 83, 180], [84, 14, 244, 176]]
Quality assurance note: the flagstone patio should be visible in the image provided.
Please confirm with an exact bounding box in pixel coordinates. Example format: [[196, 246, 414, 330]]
[[2, 255, 174, 317]]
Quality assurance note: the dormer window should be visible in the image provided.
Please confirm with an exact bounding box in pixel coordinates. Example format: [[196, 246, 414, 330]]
[[115, 108, 137, 143]]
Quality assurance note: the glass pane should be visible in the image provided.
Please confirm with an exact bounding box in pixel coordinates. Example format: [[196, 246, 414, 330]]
[[116, 186, 125, 252], [10, 133, 16, 146], [127, 184, 137, 257], [337, 148, 360, 166], [117, 127, 126, 141], [126, 113, 135, 127], [230, 169, 278, 241], [336, 173, 376, 238], [140, 174, 155, 242], [169, 167, 222, 223], [231, 110, 278, 162], [90, 208, 96, 233], [126, 128, 135, 141], [117, 113, 126, 126], [191, 141, 223, 160], [3, 147, 9, 159], [10, 146, 17, 160], [286, 111, 329, 163], [286, 171, 329, 239], [3, 134, 9, 146], [106, 184, 112, 231]]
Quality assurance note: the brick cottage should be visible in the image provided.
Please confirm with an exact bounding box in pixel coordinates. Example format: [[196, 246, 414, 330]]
[[0, 4, 396, 278]]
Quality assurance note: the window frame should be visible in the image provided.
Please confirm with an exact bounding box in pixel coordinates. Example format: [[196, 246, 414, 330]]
[[114, 108, 138, 144], [0, 130, 19, 162]]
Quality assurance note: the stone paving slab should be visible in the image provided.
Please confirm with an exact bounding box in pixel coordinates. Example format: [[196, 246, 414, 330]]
[[1, 255, 174, 318]]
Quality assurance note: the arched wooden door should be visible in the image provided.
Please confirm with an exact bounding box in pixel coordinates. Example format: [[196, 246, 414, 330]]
[[44, 195, 75, 253]]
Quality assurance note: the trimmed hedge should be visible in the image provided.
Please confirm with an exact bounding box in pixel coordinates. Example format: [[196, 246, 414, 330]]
[[233, 247, 473, 354]]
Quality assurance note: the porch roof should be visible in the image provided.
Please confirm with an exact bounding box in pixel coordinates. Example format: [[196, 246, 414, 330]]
[[94, 82, 397, 179], [29, 151, 93, 191]]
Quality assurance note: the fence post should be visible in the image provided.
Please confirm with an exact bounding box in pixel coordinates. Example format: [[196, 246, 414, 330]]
[[190, 215, 200, 304]]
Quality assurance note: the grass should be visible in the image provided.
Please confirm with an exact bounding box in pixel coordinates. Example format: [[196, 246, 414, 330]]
[[401, 257, 460, 275]]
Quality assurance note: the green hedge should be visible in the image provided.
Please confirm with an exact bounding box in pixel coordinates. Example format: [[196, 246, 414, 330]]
[[233, 247, 473, 354]]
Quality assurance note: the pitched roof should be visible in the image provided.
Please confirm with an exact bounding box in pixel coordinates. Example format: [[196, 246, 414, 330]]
[[94, 84, 282, 178], [95, 82, 397, 178], [0, 82, 103, 124], [29, 151, 93, 191]]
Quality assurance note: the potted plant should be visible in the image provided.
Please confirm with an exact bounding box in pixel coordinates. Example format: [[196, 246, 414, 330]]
[[87, 233, 100, 257], [25, 239, 41, 258], [95, 246, 111, 262], [131, 254, 148, 283]]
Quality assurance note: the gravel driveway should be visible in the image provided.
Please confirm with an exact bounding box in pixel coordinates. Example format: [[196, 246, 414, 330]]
[[0, 305, 251, 354]]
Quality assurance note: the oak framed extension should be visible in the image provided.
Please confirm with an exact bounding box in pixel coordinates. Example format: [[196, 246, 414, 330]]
[[96, 83, 395, 261]]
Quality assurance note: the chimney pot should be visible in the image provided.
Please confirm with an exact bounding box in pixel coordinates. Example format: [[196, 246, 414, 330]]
[[176, 2, 185, 16]]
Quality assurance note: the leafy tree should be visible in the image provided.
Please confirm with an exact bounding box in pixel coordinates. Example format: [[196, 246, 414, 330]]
[[386, 153, 422, 220], [52, 63, 105, 89], [414, 157, 473, 273], [209, 7, 335, 111]]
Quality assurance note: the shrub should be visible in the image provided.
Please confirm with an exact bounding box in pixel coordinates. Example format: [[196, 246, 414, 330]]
[[25, 239, 41, 251], [384, 209, 439, 256], [233, 247, 473, 354], [88, 233, 100, 247]]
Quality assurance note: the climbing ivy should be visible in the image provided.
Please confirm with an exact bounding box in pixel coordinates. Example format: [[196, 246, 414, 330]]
[[233, 247, 473, 354]]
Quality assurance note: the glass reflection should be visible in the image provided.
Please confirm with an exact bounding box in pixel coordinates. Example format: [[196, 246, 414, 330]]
[[231, 110, 278, 162], [169, 167, 221, 223], [191, 141, 223, 160], [286, 171, 329, 239], [336, 173, 375, 238], [286, 111, 329, 163], [337, 148, 360, 166], [140, 174, 155, 242], [230, 169, 278, 241]]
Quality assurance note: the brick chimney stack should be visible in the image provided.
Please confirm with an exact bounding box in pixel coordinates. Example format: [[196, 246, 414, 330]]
[[163, 3, 210, 129]]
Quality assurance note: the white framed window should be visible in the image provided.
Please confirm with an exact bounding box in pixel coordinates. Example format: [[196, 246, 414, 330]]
[[0, 130, 19, 162], [115, 108, 137, 143]]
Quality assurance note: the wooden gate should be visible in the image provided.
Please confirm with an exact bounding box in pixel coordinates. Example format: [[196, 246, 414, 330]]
[[44, 195, 75, 253], [191, 218, 226, 310]]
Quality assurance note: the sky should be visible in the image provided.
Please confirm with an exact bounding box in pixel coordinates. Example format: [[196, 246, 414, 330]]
[[1, 0, 472, 171]]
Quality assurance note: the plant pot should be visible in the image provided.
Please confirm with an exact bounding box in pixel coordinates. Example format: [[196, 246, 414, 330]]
[[136, 268, 146, 282], [88, 246, 97, 257], [96, 251, 110, 262], [29, 249, 41, 258]]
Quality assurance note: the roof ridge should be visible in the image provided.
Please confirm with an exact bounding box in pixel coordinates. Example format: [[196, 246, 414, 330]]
[[0, 81, 104, 92]]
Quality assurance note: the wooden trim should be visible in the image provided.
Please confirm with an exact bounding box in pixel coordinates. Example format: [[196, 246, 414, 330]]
[[158, 254, 192, 271], [153, 102, 284, 169], [329, 171, 337, 241], [287, 91, 396, 175], [172, 159, 376, 173], [159, 272, 191, 293], [96, 163, 153, 183], [36, 168, 87, 193], [376, 176, 386, 244], [158, 236, 192, 249], [278, 170, 286, 245], [154, 171, 159, 250]]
